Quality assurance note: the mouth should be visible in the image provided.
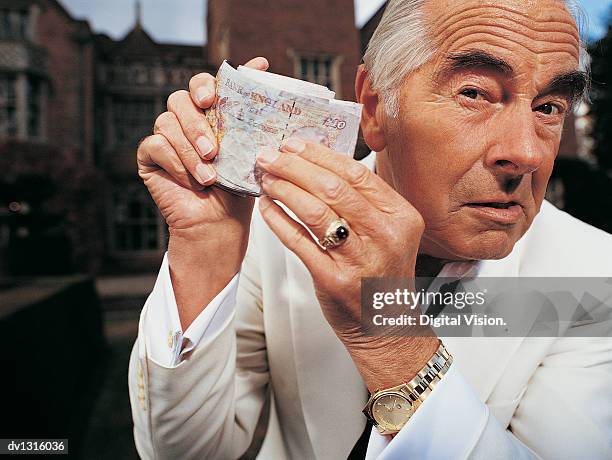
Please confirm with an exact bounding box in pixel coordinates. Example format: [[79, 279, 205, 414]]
[[467, 201, 518, 209], [464, 201, 523, 224]]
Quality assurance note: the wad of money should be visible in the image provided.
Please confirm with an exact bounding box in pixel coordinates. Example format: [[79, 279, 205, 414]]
[[205, 61, 363, 196]]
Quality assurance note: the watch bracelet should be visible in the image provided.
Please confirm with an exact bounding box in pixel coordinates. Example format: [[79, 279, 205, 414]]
[[363, 341, 453, 430], [402, 343, 453, 402]]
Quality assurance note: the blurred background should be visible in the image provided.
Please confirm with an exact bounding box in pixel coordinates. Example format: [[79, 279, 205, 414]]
[[0, 0, 610, 458]]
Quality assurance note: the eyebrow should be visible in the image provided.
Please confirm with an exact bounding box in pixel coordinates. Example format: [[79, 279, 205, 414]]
[[539, 70, 589, 108], [434, 49, 589, 107], [434, 50, 515, 81]]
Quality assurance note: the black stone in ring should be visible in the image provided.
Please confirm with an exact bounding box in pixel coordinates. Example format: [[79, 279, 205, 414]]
[[319, 218, 350, 249], [335, 225, 349, 240]]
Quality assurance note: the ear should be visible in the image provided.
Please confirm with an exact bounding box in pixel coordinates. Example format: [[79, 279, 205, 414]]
[[355, 64, 387, 152]]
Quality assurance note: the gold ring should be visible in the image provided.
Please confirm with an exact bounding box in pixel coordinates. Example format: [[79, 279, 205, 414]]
[[319, 218, 350, 249]]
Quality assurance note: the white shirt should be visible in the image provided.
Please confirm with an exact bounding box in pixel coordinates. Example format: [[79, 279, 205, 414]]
[[143, 253, 490, 459]]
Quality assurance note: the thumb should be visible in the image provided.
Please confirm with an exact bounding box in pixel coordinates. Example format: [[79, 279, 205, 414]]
[[243, 56, 269, 71]]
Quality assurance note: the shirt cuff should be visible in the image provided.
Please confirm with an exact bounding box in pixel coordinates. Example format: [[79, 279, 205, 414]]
[[366, 364, 489, 460], [143, 252, 240, 367]]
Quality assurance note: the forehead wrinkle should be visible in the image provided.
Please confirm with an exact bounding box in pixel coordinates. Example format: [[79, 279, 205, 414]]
[[433, 9, 580, 60], [435, 11, 579, 45], [429, 2, 581, 65], [436, 27, 579, 70], [432, 3, 580, 43], [433, 9, 581, 71], [439, 23, 579, 54], [447, 34, 578, 66]]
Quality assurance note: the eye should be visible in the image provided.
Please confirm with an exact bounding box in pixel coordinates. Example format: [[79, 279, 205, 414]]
[[535, 103, 563, 116], [459, 88, 482, 100]]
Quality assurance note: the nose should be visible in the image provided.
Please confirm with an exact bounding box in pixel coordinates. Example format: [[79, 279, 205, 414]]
[[484, 110, 545, 177]]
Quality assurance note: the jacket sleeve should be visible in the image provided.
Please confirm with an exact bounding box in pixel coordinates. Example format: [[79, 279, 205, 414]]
[[128, 233, 269, 460], [367, 363, 539, 460], [141, 252, 240, 367]]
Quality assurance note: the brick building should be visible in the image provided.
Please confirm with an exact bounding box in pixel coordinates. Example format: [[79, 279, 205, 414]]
[[0, 0, 362, 275], [94, 18, 210, 272], [207, 0, 361, 101], [0, 0, 99, 275], [0, 0, 211, 274], [0, 1, 595, 276]]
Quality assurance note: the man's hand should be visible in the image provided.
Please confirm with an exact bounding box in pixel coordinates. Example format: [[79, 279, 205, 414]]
[[255, 138, 439, 391], [136, 57, 269, 329]]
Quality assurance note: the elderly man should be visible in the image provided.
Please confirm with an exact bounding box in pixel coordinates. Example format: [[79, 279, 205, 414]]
[[129, 0, 612, 458]]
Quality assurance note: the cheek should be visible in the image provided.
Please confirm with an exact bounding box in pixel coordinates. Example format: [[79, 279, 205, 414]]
[[385, 101, 489, 213]]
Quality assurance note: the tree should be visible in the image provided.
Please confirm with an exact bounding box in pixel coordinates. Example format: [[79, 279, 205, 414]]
[[589, 12, 612, 171], [0, 141, 106, 275]]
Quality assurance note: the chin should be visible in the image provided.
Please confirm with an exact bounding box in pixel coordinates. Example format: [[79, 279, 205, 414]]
[[456, 231, 520, 260], [423, 230, 519, 261]]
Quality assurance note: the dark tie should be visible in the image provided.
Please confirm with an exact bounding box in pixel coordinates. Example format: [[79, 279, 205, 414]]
[[425, 280, 461, 318], [347, 417, 373, 460]]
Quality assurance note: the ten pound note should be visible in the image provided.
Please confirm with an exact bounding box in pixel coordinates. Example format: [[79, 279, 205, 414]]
[[205, 61, 363, 196]]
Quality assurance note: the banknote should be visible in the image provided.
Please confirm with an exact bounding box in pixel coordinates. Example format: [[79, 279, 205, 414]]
[[205, 61, 363, 196]]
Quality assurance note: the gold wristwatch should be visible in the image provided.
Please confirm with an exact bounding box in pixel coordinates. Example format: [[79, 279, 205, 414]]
[[362, 341, 453, 435]]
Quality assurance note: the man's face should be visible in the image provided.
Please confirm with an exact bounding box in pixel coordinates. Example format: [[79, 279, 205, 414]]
[[376, 0, 584, 261]]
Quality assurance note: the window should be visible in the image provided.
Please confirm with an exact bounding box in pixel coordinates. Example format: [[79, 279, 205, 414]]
[[292, 53, 341, 93], [127, 65, 150, 85], [0, 75, 17, 137], [112, 186, 165, 253], [168, 68, 194, 86], [112, 96, 155, 146], [0, 9, 29, 41], [27, 77, 41, 139]]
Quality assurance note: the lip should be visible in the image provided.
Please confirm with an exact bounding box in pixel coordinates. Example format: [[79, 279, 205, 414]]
[[464, 201, 523, 224]]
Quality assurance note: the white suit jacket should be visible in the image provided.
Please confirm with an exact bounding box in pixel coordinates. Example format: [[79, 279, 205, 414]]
[[128, 196, 612, 460]]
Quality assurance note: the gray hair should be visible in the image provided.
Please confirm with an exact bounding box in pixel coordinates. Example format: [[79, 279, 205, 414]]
[[363, 0, 591, 117]]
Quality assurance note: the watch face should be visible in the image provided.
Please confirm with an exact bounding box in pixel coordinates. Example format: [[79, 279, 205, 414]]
[[372, 393, 414, 432]]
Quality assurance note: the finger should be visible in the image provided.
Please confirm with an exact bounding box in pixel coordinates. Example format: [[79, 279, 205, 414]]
[[153, 111, 216, 187], [137, 134, 199, 190], [279, 138, 407, 214], [258, 196, 329, 270], [244, 56, 269, 70], [189, 56, 269, 108], [256, 146, 377, 234], [167, 90, 218, 161], [261, 174, 364, 256], [189, 72, 217, 108]]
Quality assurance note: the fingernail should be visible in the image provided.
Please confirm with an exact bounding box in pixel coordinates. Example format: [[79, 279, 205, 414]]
[[257, 57, 269, 70], [257, 147, 280, 165], [195, 163, 215, 185], [195, 87, 210, 104], [261, 173, 276, 186], [196, 136, 214, 158], [281, 137, 305, 153], [259, 196, 272, 210]]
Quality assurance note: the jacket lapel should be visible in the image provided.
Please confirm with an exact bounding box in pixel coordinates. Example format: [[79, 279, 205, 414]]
[[285, 250, 369, 460], [441, 237, 527, 404]]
